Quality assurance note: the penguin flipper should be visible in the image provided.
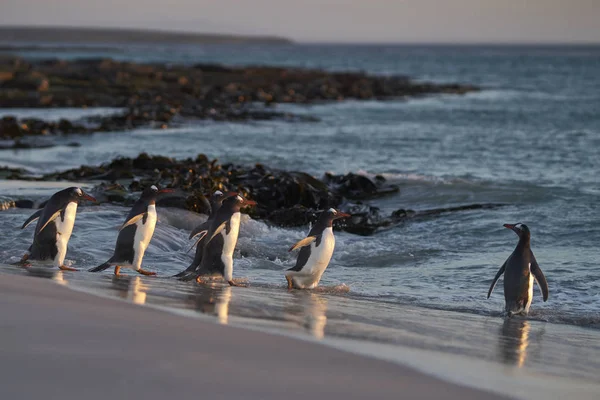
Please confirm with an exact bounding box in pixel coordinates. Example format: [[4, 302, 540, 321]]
[[36, 209, 62, 235], [120, 213, 146, 231], [89, 260, 113, 272], [487, 261, 506, 298], [289, 235, 318, 252], [186, 231, 208, 253], [206, 221, 228, 245], [530, 251, 549, 301], [189, 221, 210, 240], [21, 209, 43, 229]]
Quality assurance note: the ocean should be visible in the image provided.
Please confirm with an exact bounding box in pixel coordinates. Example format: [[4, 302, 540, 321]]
[[1, 43, 599, 391]]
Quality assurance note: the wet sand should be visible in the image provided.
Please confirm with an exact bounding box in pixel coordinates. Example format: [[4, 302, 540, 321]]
[[0, 273, 512, 400]]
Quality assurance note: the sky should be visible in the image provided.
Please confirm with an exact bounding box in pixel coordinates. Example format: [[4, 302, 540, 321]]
[[1, 0, 599, 43]]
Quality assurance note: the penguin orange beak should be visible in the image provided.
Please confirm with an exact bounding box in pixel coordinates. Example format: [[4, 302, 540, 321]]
[[243, 199, 258, 207], [503, 223, 520, 234], [158, 188, 175, 194], [334, 212, 351, 220], [82, 192, 97, 202]]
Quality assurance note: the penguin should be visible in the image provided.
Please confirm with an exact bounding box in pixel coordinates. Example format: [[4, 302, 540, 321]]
[[184, 193, 256, 286], [487, 223, 549, 317], [20, 187, 96, 270], [89, 185, 172, 276], [285, 208, 350, 289], [174, 190, 230, 278]]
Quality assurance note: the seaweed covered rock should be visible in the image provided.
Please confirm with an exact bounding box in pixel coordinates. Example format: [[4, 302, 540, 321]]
[[8, 153, 504, 235]]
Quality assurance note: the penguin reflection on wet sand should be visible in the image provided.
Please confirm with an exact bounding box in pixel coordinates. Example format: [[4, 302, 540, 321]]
[[174, 190, 230, 279], [89, 185, 172, 276], [183, 194, 256, 286], [286, 208, 350, 289], [20, 187, 96, 270], [487, 223, 549, 317]]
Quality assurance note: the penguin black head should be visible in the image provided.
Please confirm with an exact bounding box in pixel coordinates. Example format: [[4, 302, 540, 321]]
[[221, 193, 257, 212], [319, 208, 351, 227], [140, 185, 173, 203], [503, 222, 530, 238], [62, 187, 97, 204]]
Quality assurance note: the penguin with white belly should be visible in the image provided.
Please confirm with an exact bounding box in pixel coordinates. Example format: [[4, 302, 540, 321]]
[[89, 185, 172, 276], [487, 223, 549, 317], [174, 190, 231, 279], [286, 208, 350, 289], [20, 187, 97, 270], [185, 193, 256, 286]]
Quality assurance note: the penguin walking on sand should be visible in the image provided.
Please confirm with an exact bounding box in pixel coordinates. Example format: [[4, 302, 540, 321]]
[[183, 193, 256, 286], [487, 223, 549, 317], [174, 190, 229, 278], [89, 185, 171, 276], [285, 208, 350, 289], [19, 187, 96, 270]]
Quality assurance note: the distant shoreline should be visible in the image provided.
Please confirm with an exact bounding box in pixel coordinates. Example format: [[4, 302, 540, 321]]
[[0, 26, 293, 45]]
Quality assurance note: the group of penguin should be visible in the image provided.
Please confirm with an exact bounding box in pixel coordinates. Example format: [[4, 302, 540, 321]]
[[15, 185, 549, 317]]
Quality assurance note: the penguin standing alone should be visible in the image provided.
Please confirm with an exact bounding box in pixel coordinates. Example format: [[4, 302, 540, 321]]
[[185, 193, 256, 286], [20, 187, 96, 270], [286, 208, 350, 289], [89, 185, 171, 276], [174, 190, 230, 278], [487, 223, 549, 316]]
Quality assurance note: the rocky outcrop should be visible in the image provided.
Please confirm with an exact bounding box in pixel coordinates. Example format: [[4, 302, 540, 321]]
[[5, 153, 504, 235], [0, 57, 478, 137]]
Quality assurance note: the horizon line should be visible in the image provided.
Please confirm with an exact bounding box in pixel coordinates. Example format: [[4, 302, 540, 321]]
[[0, 24, 599, 46]]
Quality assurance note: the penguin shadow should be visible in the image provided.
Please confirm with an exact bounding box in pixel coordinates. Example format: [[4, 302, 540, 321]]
[[188, 284, 232, 324], [497, 318, 531, 368], [283, 292, 328, 339], [109, 275, 149, 305]]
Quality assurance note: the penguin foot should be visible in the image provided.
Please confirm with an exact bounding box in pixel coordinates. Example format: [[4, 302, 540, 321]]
[[228, 280, 246, 287], [195, 276, 204, 284], [285, 275, 294, 290], [137, 268, 157, 276], [59, 265, 78, 272], [114, 266, 121, 276]]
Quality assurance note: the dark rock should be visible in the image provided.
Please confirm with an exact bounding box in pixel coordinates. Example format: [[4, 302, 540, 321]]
[[323, 172, 399, 199], [14, 199, 35, 208], [0, 57, 477, 133], [29, 152, 503, 235], [1, 70, 49, 91], [0, 116, 21, 139]]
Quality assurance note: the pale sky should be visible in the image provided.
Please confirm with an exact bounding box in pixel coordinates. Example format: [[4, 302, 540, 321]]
[[1, 0, 599, 43]]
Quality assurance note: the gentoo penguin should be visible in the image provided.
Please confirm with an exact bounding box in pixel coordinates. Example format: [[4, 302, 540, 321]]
[[20, 187, 96, 270], [185, 193, 256, 286], [174, 190, 229, 278], [89, 185, 171, 276], [285, 208, 350, 289], [487, 223, 549, 316]]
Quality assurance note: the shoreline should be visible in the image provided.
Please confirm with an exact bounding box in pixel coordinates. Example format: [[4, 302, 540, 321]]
[[1, 266, 599, 400], [0, 272, 513, 400]]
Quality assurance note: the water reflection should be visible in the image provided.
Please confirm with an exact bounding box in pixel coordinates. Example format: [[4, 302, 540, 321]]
[[189, 284, 232, 324], [499, 318, 530, 368], [110, 276, 148, 305], [285, 292, 328, 339], [52, 271, 68, 286]]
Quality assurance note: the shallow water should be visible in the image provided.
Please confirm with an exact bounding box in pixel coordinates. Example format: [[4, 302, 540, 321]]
[[1, 44, 599, 386]]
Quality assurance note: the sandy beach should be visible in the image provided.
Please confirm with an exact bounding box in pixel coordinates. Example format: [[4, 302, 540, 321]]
[[0, 273, 515, 400]]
